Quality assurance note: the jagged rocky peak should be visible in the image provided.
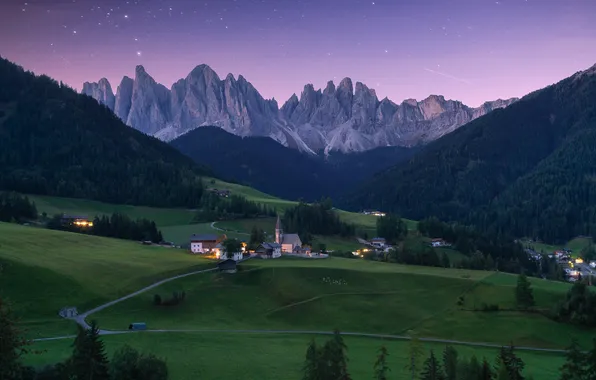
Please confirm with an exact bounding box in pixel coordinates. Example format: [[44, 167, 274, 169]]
[[114, 76, 134, 122], [82, 77, 115, 110], [403, 98, 418, 107], [324, 80, 336, 95], [338, 77, 354, 93]]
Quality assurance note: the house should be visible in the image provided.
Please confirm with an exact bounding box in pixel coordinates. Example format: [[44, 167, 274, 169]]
[[217, 258, 237, 273], [189, 234, 226, 254], [58, 306, 78, 318], [128, 322, 147, 331], [370, 237, 386, 248], [61, 214, 93, 228], [431, 238, 449, 248], [256, 242, 282, 258], [208, 188, 231, 198], [275, 216, 302, 253], [294, 246, 312, 255]]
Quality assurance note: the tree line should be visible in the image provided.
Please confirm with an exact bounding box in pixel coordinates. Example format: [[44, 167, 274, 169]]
[[0, 192, 37, 223], [303, 329, 596, 380], [1, 299, 168, 380], [47, 212, 164, 243], [282, 199, 355, 244], [193, 193, 276, 222]]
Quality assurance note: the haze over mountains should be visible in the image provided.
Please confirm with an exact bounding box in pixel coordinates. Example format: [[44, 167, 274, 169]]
[[82, 64, 518, 154]]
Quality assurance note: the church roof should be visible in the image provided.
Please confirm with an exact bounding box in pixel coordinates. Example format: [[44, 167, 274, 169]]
[[281, 233, 301, 246]]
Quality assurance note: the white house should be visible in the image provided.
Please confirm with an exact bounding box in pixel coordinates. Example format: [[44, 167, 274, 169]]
[[219, 251, 244, 261], [58, 306, 78, 318], [189, 234, 224, 254], [431, 238, 449, 248], [370, 237, 386, 248], [256, 242, 282, 258]]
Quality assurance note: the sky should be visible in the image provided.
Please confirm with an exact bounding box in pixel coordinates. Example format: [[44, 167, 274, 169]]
[[1, 0, 595, 107]]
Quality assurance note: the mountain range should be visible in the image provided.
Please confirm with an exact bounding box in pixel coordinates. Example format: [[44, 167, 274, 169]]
[[170, 126, 418, 201], [82, 65, 518, 154]]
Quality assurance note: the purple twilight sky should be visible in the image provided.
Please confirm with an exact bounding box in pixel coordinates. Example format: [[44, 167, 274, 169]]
[[1, 0, 595, 107]]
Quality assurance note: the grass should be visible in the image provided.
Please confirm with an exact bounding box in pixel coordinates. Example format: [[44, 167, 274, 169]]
[[522, 236, 593, 256], [25, 332, 565, 380], [0, 223, 210, 338], [161, 222, 248, 245], [27, 194, 195, 227]]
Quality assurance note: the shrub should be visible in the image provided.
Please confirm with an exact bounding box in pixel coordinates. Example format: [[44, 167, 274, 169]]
[[153, 294, 162, 306]]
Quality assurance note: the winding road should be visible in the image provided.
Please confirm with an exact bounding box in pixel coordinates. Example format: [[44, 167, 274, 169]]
[[36, 260, 568, 355]]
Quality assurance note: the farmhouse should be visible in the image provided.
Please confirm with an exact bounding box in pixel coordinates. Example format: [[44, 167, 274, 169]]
[[275, 216, 302, 253], [61, 214, 93, 228], [256, 242, 282, 258], [370, 237, 386, 248], [189, 234, 226, 254], [431, 238, 449, 247]]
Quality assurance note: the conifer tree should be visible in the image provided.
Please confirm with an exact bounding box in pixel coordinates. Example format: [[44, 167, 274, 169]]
[[302, 339, 321, 380], [406, 331, 424, 380], [496, 346, 525, 380], [0, 298, 29, 380], [323, 330, 350, 380], [560, 340, 588, 380], [420, 350, 446, 380], [515, 274, 535, 309], [442, 346, 458, 380], [374, 346, 390, 380], [479, 358, 494, 380], [71, 321, 110, 380], [587, 338, 596, 380]]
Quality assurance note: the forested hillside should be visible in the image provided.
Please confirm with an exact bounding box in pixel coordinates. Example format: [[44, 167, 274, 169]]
[[170, 126, 416, 201], [0, 57, 211, 208], [344, 65, 596, 243]]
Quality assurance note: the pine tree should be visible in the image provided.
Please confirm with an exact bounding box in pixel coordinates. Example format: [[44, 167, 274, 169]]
[[406, 331, 424, 380], [586, 339, 596, 380], [374, 346, 390, 380], [302, 339, 321, 380], [420, 350, 446, 380], [479, 358, 494, 380], [0, 298, 29, 380], [515, 274, 535, 309], [71, 321, 110, 380], [496, 346, 525, 380], [442, 346, 458, 380], [324, 330, 350, 380], [560, 339, 587, 380]]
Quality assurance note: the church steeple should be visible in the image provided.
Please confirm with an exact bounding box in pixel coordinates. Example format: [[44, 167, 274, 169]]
[[275, 215, 283, 244]]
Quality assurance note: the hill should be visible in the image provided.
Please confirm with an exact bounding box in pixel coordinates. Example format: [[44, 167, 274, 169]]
[[0, 57, 211, 208], [170, 126, 416, 201], [0, 222, 576, 379], [344, 64, 596, 243]]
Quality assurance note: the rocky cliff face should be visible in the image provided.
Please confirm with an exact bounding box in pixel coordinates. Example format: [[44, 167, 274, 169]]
[[82, 78, 115, 111], [83, 65, 518, 153]]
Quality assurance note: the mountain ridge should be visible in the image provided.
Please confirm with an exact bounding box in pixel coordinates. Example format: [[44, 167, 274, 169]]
[[82, 64, 518, 153], [342, 62, 596, 243]]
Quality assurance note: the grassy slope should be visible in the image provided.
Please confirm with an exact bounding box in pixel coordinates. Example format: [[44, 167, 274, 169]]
[[91, 257, 588, 350], [26, 332, 564, 380], [0, 223, 210, 337]]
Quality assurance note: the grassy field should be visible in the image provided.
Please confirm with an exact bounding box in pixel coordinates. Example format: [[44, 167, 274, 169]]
[[161, 222, 249, 245], [521, 236, 593, 256], [25, 332, 565, 380], [1, 224, 579, 379], [89, 256, 587, 350], [28, 194, 195, 227], [0, 223, 210, 338]]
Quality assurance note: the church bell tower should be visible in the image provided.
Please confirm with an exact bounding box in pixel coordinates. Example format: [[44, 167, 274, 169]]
[[275, 215, 283, 244]]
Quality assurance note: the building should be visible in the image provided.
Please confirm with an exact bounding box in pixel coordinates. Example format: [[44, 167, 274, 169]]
[[275, 216, 302, 253], [256, 242, 282, 258], [61, 214, 93, 228], [189, 234, 226, 254], [58, 306, 78, 318], [217, 258, 237, 273], [219, 250, 244, 261], [431, 238, 449, 248], [370, 237, 386, 248]]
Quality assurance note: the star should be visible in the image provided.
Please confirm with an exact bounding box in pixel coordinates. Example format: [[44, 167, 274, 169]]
[[136, 51, 142, 56]]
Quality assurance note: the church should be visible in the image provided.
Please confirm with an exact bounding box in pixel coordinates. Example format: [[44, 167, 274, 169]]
[[275, 216, 302, 253]]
